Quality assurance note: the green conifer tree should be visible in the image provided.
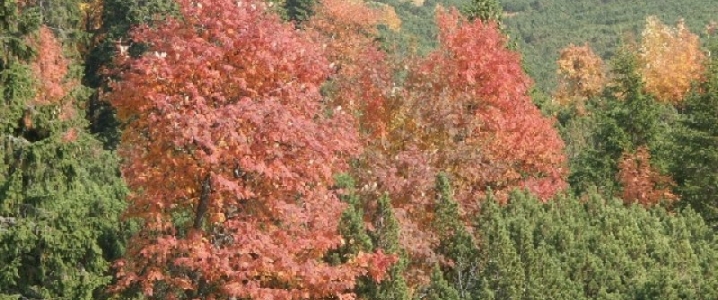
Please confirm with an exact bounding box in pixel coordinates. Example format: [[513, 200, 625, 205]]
[[467, 190, 718, 299], [433, 173, 479, 298], [463, 0, 503, 23], [475, 196, 524, 299], [327, 175, 408, 299], [568, 51, 676, 197], [327, 174, 373, 264], [283, 0, 315, 23], [671, 39, 718, 228], [362, 194, 410, 300], [83, 0, 177, 148], [424, 265, 461, 300], [0, 1, 127, 298]]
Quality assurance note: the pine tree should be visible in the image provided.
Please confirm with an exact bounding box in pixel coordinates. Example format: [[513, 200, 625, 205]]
[[568, 50, 677, 197], [362, 194, 410, 300], [465, 191, 718, 299], [475, 196, 524, 299], [329, 174, 373, 264], [424, 265, 461, 300], [83, 0, 177, 148], [433, 173, 479, 298]]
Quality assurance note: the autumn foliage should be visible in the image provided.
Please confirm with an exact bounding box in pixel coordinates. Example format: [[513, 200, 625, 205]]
[[28, 26, 71, 105], [306, 0, 399, 137], [617, 146, 677, 206], [555, 43, 605, 108], [368, 8, 567, 208], [24, 26, 78, 132], [639, 16, 705, 104], [108, 0, 391, 298], [354, 8, 567, 281]]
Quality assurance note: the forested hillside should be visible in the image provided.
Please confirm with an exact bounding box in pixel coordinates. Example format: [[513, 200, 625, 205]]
[[501, 0, 718, 91], [379, 0, 718, 91], [2, 0, 718, 299]]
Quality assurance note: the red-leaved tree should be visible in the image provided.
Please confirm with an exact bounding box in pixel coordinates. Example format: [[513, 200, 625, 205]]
[[108, 0, 392, 298], [368, 8, 567, 210], [617, 146, 677, 206], [25, 26, 78, 136], [305, 0, 397, 138], [357, 8, 568, 283]]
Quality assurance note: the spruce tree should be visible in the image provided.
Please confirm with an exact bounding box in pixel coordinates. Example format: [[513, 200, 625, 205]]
[[83, 0, 177, 148], [328, 176, 409, 299], [475, 196, 524, 299], [568, 51, 676, 197], [671, 39, 718, 228], [328, 174, 373, 264], [467, 191, 718, 299], [0, 1, 126, 298]]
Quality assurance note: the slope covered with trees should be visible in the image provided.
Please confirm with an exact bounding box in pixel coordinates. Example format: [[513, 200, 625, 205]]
[[2, 0, 718, 299], [500, 0, 717, 92]]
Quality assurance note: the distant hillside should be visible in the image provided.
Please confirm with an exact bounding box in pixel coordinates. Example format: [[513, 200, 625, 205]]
[[377, 0, 718, 93], [497, 0, 717, 92]]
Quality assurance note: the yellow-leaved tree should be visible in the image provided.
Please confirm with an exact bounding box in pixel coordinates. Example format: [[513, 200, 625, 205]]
[[554, 43, 606, 110], [639, 16, 705, 104]]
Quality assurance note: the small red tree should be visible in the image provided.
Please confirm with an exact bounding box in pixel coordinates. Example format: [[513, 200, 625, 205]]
[[29, 26, 71, 106], [108, 0, 390, 298], [617, 146, 677, 206]]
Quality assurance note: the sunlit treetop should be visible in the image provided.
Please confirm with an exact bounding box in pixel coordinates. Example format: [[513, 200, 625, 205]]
[[639, 16, 705, 104]]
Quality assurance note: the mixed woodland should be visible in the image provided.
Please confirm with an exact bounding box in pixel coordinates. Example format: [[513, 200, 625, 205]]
[[1, 0, 718, 298]]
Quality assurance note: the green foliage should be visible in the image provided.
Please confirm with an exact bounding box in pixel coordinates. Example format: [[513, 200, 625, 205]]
[[498, 0, 716, 92], [329, 174, 373, 264], [0, 132, 127, 299], [670, 40, 718, 229], [83, 0, 177, 148], [475, 196, 525, 299], [463, 0, 502, 22], [372, 0, 464, 55], [363, 194, 410, 300], [283, 0, 315, 23], [35, 0, 83, 42], [467, 191, 718, 299], [433, 173, 479, 298], [424, 265, 460, 300], [324, 175, 411, 299], [0, 0, 41, 65]]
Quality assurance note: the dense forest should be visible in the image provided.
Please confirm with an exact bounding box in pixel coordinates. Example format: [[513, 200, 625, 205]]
[[377, 0, 718, 92], [1, 0, 718, 299]]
